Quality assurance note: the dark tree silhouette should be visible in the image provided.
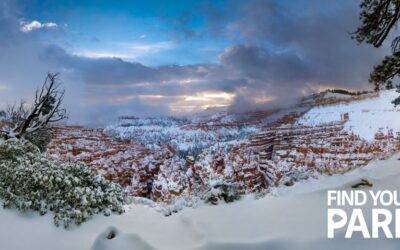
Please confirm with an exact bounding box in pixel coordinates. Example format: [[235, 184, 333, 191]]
[[0, 73, 67, 139], [353, 0, 400, 104]]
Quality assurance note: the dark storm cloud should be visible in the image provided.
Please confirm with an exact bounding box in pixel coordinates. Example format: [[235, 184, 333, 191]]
[[44, 46, 194, 85], [226, 0, 387, 87], [220, 44, 312, 83], [201, 0, 388, 110], [41, 44, 247, 96]]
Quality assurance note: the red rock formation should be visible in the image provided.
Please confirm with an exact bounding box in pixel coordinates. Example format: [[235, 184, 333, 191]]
[[47, 111, 400, 205]]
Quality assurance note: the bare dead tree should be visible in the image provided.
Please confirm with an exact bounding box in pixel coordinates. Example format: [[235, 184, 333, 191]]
[[5, 102, 28, 125], [0, 73, 67, 139]]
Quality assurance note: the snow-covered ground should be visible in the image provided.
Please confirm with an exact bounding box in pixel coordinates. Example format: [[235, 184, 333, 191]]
[[298, 89, 400, 141], [323, 92, 355, 99], [2, 152, 400, 250]]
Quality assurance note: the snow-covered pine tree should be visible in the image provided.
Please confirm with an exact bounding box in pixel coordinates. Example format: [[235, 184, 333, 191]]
[[353, 0, 400, 100], [0, 139, 125, 228]]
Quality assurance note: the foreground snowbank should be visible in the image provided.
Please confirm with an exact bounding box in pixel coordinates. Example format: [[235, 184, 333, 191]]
[[2, 153, 400, 250]]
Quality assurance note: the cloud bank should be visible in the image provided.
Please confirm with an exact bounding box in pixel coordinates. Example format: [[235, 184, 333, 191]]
[[0, 0, 389, 124]]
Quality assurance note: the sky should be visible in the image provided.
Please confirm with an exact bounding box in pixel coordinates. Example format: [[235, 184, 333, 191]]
[[0, 0, 389, 124]]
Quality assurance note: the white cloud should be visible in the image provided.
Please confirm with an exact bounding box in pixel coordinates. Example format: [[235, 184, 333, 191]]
[[122, 41, 174, 53], [20, 20, 58, 32], [0, 85, 10, 90], [72, 41, 174, 61], [72, 51, 131, 59]]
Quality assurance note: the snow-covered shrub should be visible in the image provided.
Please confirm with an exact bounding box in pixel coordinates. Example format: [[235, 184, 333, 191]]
[[203, 181, 241, 205], [0, 139, 125, 228], [24, 128, 52, 152], [280, 168, 318, 187]]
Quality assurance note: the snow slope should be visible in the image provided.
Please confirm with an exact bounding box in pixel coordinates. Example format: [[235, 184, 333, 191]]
[[298, 89, 400, 141], [2, 153, 400, 250], [323, 92, 354, 99]]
